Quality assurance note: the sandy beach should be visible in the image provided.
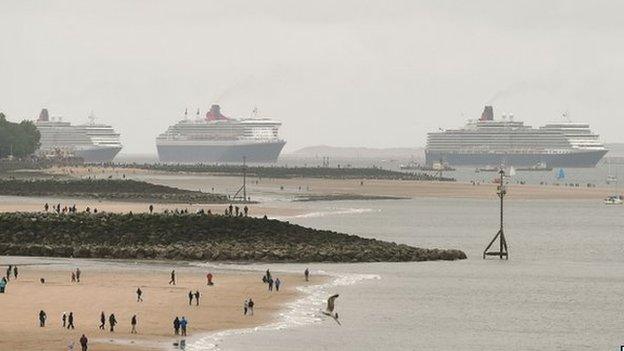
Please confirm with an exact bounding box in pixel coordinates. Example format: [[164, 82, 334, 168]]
[[0, 260, 318, 351], [42, 166, 615, 201]]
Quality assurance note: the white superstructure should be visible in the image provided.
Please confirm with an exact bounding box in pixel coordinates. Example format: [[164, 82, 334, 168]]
[[425, 106, 608, 167], [156, 105, 286, 163], [35, 109, 122, 162]]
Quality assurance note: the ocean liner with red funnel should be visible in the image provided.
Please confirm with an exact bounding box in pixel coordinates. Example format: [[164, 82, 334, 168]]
[[156, 105, 286, 163]]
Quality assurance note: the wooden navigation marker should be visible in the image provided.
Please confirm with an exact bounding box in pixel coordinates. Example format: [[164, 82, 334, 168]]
[[483, 169, 509, 259]]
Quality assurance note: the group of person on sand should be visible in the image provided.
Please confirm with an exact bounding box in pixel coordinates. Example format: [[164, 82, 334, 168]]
[[173, 316, 189, 336], [1, 265, 18, 293], [70, 268, 82, 283], [44, 203, 99, 214], [262, 269, 282, 292], [8, 265, 317, 349], [1, 265, 18, 292], [224, 204, 249, 217]]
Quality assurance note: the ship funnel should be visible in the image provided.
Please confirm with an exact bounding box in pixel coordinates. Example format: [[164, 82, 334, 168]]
[[38, 108, 49, 122], [205, 104, 229, 121], [480, 106, 494, 121]]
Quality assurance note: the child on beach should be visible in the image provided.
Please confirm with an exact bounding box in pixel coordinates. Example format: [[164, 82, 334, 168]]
[[275, 278, 281, 292]]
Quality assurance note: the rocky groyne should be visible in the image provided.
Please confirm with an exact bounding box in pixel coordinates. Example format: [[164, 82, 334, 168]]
[[107, 163, 455, 181], [0, 212, 467, 263], [0, 179, 230, 203]]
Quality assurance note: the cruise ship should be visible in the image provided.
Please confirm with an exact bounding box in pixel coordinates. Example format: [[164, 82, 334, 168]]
[[35, 109, 122, 162], [425, 106, 608, 167], [156, 105, 286, 163]]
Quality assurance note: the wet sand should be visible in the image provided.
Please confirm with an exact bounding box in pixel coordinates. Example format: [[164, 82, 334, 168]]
[[0, 260, 318, 351], [43, 166, 614, 201]]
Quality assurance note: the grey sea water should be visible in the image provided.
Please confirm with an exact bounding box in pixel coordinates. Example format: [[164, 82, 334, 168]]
[[186, 197, 624, 351]]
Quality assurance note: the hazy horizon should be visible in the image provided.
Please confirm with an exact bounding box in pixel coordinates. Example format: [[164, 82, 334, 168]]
[[2, 0, 624, 154]]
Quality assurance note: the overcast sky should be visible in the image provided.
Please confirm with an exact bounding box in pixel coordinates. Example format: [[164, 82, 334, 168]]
[[1, 0, 623, 154]]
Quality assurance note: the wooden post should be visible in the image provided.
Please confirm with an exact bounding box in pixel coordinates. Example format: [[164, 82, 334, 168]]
[[483, 169, 509, 259]]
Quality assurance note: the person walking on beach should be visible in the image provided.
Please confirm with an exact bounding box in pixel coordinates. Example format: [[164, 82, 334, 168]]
[[62, 312, 67, 328], [180, 317, 188, 336], [71, 272, 76, 283], [188, 291, 193, 305], [109, 314, 117, 332], [243, 299, 249, 315], [136, 288, 143, 302], [173, 317, 180, 335], [268, 277, 274, 291], [99, 312, 105, 330], [244, 206, 248, 216], [169, 270, 176, 285], [248, 299, 254, 315], [131, 315, 138, 334], [149, 204, 154, 214], [76, 268, 81, 283], [79, 334, 88, 351], [194, 291, 200, 306], [0, 277, 6, 293], [6, 265, 11, 281], [304, 268, 309, 282], [266, 269, 271, 282], [13, 266, 18, 279], [39, 310, 47, 327], [207, 272, 213, 286], [275, 278, 281, 292], [67, 312, 75, 329], [44, 203, 49, 212]]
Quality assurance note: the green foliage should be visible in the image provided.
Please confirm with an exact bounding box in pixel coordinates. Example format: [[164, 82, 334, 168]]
[[0, 113, 41, 158]]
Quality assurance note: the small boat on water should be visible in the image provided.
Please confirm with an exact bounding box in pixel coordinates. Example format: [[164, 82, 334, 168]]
[[517, 162, 552, 172], [604, 195, 624, 205], [477, 165, 500, 172]]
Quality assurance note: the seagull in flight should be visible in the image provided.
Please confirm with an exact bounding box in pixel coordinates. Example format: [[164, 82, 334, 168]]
[[322, 294, 341, 325]]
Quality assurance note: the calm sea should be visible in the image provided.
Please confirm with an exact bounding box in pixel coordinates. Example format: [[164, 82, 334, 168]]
[[110, 165, 624, 350], [179, 197, 624, 350]]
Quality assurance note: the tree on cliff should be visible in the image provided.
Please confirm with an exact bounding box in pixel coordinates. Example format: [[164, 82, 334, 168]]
[[0, 113, 41, 158]]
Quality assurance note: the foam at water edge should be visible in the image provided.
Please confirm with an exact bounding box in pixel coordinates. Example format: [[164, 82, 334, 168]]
[[273, 207, 379, 220], [184, 266, 379, 351]]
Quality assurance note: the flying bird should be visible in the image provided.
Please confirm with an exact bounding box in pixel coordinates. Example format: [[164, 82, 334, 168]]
[[322, 294, 341, 325]]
